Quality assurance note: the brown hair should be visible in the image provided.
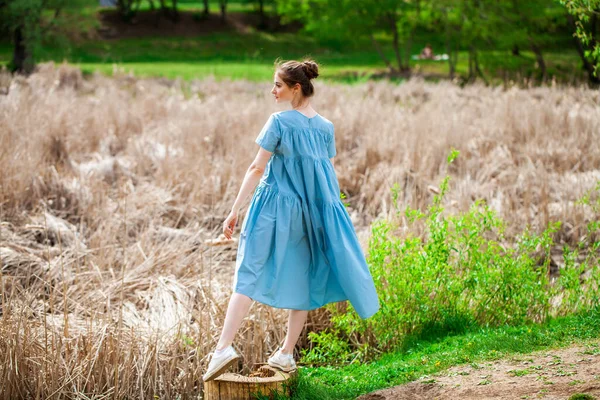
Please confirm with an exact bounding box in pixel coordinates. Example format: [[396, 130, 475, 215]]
[[274, 57, 319, 98]]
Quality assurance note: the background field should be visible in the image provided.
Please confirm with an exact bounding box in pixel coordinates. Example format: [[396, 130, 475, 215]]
[[0, 0, 591, 84], [1, 62, 599, 398], [1, 0, 600, 399]]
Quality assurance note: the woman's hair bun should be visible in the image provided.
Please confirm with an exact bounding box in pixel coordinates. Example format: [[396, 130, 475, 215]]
[[302, 60, 319, 80]]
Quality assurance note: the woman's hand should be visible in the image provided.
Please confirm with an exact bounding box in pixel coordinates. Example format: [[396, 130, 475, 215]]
[[223, 210, 238, 240]]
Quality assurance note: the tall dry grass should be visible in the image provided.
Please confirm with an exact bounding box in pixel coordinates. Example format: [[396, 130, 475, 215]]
[[0, 61, 599, 398]]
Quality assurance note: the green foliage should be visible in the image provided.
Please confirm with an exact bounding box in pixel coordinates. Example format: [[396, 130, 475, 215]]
[[576, 180, 600, 233], [299, 328, 354, 366], [568, 394, 597, 400], [431, 0, 576, 83], [0, 0, 72, 72], [275, 0, 426, 72], [0, 1, 590, 84], [339, 191, 350, 208], [116, 0, 143, 22], [559, 0, 600, 76], [302, 147, 600, 366]]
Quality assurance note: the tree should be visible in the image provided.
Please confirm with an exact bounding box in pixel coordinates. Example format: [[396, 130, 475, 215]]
[[275, 0, 424, 74], [461, 0, 495, 84], [0, 0, 66, 74], [432, 0, 564, 84], [430, 0, 462, 79], [430, 0, 494, 84], [158, 0, 179, 22], [559, 0, 600, 82], [219, 0, 228, 23], [490, 0, 563, 83], [242, 0, 275, 28], [116, 0, 141, 22], [505, 0, 553, 82]]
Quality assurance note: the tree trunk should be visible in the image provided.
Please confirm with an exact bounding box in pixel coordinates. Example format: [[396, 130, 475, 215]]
[[468, 45, 487, 84], [150, 0, 162, 26], [443, 8, 459, 80], [158, 0, 167, 17], [473, 48, 488, 85], [475, 61, 488, 85], [220, 0, 227, 23], [403, 28, 415, 72], [172, 0, 179, 22], [203, 0, 209, 16], [566, 14, 600, 84], [117, 0, 136, 22], [529, 40, 547, 83], [389, 14, 404, 73], [591, 12, 598, 42], [370, 34, 396, 74], [258, 0, 267, 28], [11, 25, 34, 74], [446, 38, 458, 80], [468, 46, 475, 82], [159, 0, 178, 22]]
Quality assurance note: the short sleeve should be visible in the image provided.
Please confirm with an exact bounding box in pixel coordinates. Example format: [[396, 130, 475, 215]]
[[255, 113, 280, 152], [327, 126, 336, 158]]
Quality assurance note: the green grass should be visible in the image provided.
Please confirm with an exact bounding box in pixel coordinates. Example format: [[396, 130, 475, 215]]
[[275, 305, 600, 400], [272, 156, 600, 399], [0, 31, 584, 84], [73, 62, 383, 83], [0, 31, 414, 82], [0, 3, 587, 84]]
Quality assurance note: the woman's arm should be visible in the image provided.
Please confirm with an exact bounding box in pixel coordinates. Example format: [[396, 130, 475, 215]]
[[223, 147, 272, 239], [230, 149, 271, 214]]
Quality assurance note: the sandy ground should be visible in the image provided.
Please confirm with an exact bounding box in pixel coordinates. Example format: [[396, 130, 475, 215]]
[[357, 339, 600, 400]]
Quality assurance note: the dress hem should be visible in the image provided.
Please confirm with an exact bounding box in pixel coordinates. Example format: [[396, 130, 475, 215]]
[[233, 287, 350, 312]]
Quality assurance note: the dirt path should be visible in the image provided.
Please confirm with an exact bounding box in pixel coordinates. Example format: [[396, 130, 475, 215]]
[[357, 339, 600, 400]]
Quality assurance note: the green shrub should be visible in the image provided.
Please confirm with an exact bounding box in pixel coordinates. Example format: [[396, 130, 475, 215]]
[[302, 148, 600, 365], [568, 394, 597, 400]]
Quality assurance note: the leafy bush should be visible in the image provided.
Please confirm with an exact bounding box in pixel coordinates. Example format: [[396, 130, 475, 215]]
[[301, 148, 600, 366]]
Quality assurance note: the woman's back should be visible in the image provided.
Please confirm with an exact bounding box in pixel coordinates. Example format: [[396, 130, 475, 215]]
[[255, 109, 339, 205]]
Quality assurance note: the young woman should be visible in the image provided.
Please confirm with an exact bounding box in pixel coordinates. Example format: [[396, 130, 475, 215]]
[[202, 58, 380, 382]]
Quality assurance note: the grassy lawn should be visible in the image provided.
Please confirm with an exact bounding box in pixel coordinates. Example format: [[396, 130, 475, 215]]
[[0, 31, 584, 84], [0, 2, 586, 84], [286, 306, 600, 399]]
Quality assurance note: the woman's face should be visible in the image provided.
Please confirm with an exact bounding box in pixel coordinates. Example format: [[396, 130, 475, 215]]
[[271, 72, 298, 103]]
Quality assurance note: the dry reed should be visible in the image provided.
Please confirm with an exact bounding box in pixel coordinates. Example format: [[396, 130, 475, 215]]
[[0, 61, 599, 398]]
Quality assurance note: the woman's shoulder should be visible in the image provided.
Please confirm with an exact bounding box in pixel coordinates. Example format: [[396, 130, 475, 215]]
[[317, 114, 334, 128], [274, 110, 334, 130]]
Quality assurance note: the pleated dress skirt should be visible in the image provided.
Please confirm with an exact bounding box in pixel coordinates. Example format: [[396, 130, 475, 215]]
[[231, 109, 380, 320]]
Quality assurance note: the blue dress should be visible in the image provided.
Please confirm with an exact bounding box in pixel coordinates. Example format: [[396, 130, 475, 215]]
[[232, 109, 380, 320]]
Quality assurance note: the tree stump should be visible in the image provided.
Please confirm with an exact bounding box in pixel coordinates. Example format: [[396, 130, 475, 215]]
[[203, 365, 297, 400]]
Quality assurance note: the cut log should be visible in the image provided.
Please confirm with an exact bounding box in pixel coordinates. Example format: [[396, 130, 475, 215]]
[[203, 365, 297, 400]]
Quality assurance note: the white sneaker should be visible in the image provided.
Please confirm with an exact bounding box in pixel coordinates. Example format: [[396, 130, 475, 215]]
[[267, 347, 297, 372], [202, 345, 241, 382]]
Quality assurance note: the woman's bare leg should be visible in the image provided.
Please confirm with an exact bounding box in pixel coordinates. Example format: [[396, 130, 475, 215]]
[[281, 309, 309, 354], [215, 292, 253, 350]]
